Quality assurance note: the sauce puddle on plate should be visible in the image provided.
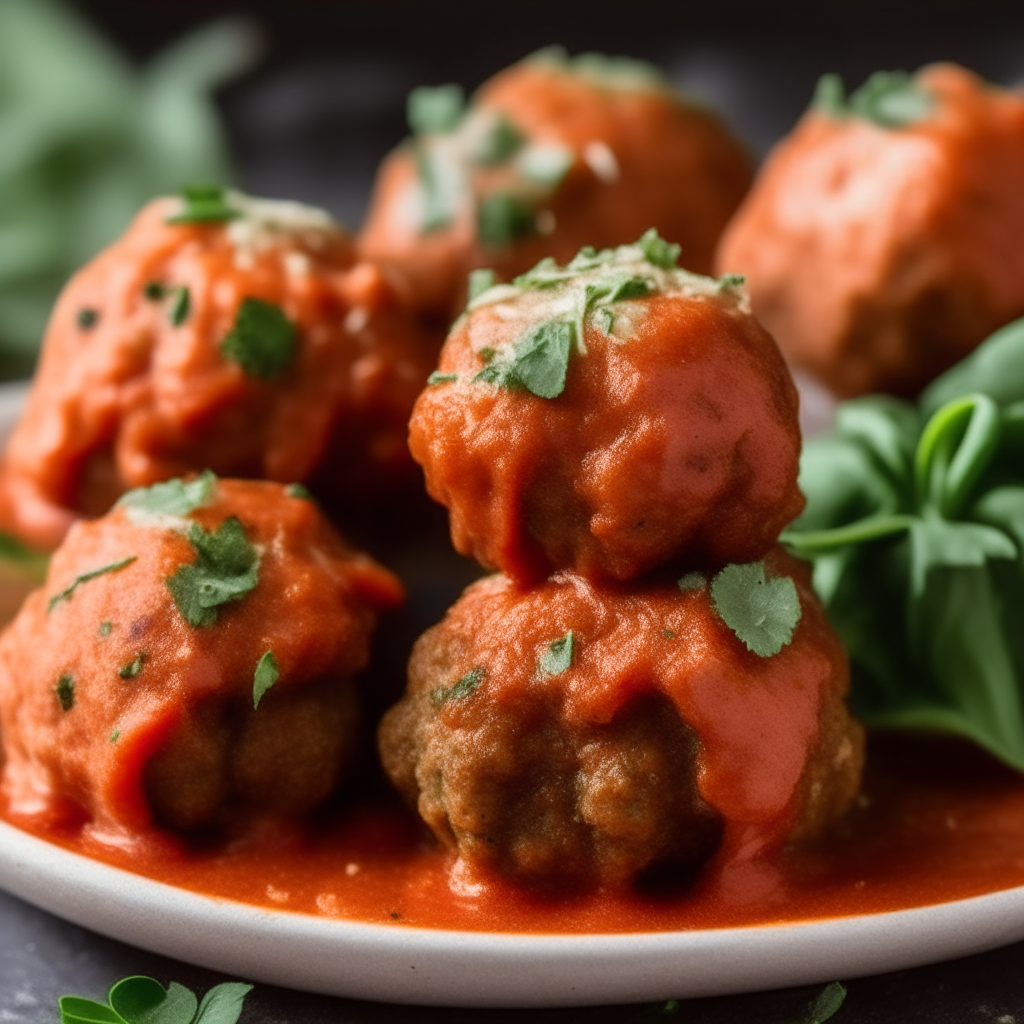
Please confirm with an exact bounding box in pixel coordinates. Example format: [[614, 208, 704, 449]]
[[6, 735, 1024, 933]]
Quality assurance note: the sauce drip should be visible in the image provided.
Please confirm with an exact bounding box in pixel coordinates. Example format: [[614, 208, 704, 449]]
[[5, 735, 1024, 933]]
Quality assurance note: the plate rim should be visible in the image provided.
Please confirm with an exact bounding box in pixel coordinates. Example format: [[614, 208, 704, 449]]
[[4, 817, 1024, 1008]]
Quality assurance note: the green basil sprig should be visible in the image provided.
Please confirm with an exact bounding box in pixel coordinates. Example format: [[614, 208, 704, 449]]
[[782, 316, 1024, 769]]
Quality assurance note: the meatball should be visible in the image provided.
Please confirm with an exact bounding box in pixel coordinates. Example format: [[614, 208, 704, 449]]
[[0, 475, 402, 837], [409, 236, 804, 585], [0, 189, 437, 552], [716, 64, 1024, 397], [359, 48, 752, 323], [379, 549, 863, 889]]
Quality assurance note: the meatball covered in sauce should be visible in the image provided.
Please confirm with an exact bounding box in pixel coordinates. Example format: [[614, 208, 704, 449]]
[[0, 189, 436, 552], [0, 475, 402, 839], [359, 48, 752, 323], [409, 235, 804, 585], [716, 65, 1024, 397], [379, 550, 862, 890]]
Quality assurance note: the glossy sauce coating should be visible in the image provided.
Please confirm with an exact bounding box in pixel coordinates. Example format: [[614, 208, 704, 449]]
[[360, 54, 752, 321], [717, 64, 1024, 397], [5, 735, 1024, 933], [410, 288, 804, 584], [0, 196, 436, 552], [0, 479, 403, 840], [380, 549, 861, 886]]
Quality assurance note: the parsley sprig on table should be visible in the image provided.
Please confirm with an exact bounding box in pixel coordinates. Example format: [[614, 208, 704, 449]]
[[783, 315, 1024, 771], [59, 975, 252, 1024]]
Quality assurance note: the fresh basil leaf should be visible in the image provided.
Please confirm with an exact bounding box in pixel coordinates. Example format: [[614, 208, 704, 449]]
[[834, 395, 919, 488], [430, 667, 485, 707], [166, 185, 240, 225], [802, 981, 847, 1024], [58, 997, 125, 1024], [220, 298, 297, 380], [972, 486, 1024, 560], [477, 192, 534, 247], [192, 983, 254, 1024], [923, 316, 1024, 416], [49, 556, 138, 612], [907, 518, 1015, 599], [253, 650, 279, 709], [165, 517, 259, 627], [539, 631, 574, 675], [407, 84, 465, 135], [118, 470, 216, 517], [55, 673, 75, 712], [710, 561, 802, 658], [637, 228, 680, 269]]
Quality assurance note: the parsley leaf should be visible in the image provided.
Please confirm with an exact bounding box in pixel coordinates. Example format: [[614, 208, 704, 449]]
[[253, 651, 279, 709], [710, 561, 802, 658], [427, 371, 458, 385], [518, 143, 574, 188], [59, 975, 253, 1024], [166, 185, 240, 225], [471, 113, 524, 165], [119, 652, 147, 680], [467, 268, 496, 302], [170, 286, 191, 327], [118, 471, 216, 518], [477, 192, 535, 247], [474, 320, 574, 399], [407, 84, 465, 135], [144, 281, 167, 301], [800, 982, 847, 1023], [814, 70, 933, 128], [430, 667, 485, 707], [165, 517, 259, 628], [220, 298, 297, 380], [638, 228, 680, 269], [55, 674, 75, 712], [77, 308, 99, 330], [540, 631, 574, 675], [99, 621, 113, 637], [48, 557, 137, 613], [285, 483, 312, 500], [677, 571, 705, 592]]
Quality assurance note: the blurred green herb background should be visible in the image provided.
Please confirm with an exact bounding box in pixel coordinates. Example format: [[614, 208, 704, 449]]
[[0, 0, 257, 378]]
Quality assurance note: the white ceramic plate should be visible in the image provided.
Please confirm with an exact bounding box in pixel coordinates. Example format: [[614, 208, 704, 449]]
[[3, 376, 1016, 1009], [4, 818, 1024, 1008]]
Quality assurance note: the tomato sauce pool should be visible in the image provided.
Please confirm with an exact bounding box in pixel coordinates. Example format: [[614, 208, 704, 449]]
[[5, 734, 1024, 933]]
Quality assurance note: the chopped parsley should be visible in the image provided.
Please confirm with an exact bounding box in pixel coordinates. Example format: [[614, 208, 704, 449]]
[[99, 621, 112, 637], [427, 371, 458, 385], [710, 561, 802, 658], [165, 184, 240, 224], [477, 192, 535, 248], [55, 674, 75, 712], [76, 308, 99, 330], [144, 281, 167, 301], [252, 650, 279, 709], [677, 571, 705, 592], [475, 319, 574, 399], [430, 666, 485, 707], [165, 517, 259, 628], [472, 113, 524, 165], [638, 228, 680, 269], [58, 974, 253, 1024], [48, 557, 137, 613], [517, 143, 573, 188], [539, 630, 575, 675], [119, 652, 147, 680], [220, 298, 297, 380], [407, 84, 465, 135], [118, 470, 216, 518], [814, 70, 934, 128], [285, 483, 312, 500], [663, 629, 676, 639], [467, 268, 496, 302], [109, 730, 120, 744], [170, 286, 191, 326]]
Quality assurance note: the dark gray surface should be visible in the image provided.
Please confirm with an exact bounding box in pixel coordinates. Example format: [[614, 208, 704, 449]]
[[7, 25, 1024, 1023]]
